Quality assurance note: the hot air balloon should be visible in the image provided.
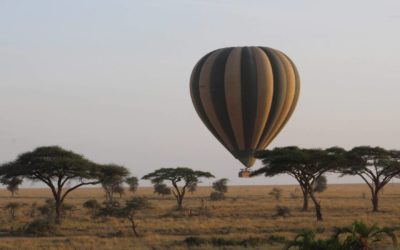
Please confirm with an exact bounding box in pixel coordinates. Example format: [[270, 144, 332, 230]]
[[190, 46, 300, 177]]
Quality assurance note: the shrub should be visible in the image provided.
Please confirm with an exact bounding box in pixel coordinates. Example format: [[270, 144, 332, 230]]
[[153, 183, 171, 196], [83, 199, 100, 209], [38, 199, 55, 216], [210, 191, 225, 201], [5, 202, 25, 219], [24, 219, 56, 236], [184, 236, 206, 246], [269, 188, 282, 201], [274, 205, 291, 217], [212, 178, 229, 193]]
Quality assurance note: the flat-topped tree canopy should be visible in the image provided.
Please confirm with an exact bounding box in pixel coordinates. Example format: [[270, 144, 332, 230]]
[[142, 167, 214, 210], [0, 146, 111, 224], [0, 146, 100, 181]]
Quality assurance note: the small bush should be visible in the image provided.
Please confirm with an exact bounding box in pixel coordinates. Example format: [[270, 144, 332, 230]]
[[184, 236, 266, 247], [184, 236, 206, 246], [83, 199, 100, 210], [24, 219, 56, 236], [5, 202, 26, 219], [38, 199, 55, 216], [274, 205, 291, 217], [210, 191, 225, 201], [269, 188, 282, 201]]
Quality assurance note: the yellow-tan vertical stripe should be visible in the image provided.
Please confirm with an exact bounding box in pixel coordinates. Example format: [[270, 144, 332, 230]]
[[260, 50, 296, 148], [263, 54, 300, 147], [199, 50, 235, 151], [250, 47, 274, 150], [224, 48, 245, 150], [257, 48, 287, 149]]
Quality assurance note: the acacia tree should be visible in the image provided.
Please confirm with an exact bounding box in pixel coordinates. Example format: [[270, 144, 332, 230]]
[[1, 177, 23, 196], [313, 175, 328, 193], [0, 146, 109, 224], [97, 197, 151, 237], [340, 146, 400, 212], [126, 176, 139, 194], [153, 183, 171, 196], [212, 178, 229, 193], [142, 167, 214, 210], [99, 164, 130, 202], [254, 147, 340, 221]]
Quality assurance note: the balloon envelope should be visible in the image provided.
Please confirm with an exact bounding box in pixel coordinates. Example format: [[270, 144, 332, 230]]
[[190, 46, 300, 167]]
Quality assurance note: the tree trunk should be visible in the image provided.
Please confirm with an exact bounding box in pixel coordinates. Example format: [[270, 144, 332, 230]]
[[302, 190, 309, 211], [55, 198, 62, 224], [177, 196, 183, 210], [372, 190, 379, 212], [309, 191, 322, 221], [129, 218, 139, 237]]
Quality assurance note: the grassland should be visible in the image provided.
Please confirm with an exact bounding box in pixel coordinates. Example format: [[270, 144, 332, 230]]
[[0, 183, 399, 249]]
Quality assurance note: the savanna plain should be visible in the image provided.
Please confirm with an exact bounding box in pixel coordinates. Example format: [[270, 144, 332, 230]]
[[0, 184, 399, 250]]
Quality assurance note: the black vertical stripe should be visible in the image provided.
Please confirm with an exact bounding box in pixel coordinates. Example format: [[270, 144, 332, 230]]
[[257, 47, 287, 147], [190, 50, 228, 151], [208, 47, 238, 151], [240, 47, 258, 149]]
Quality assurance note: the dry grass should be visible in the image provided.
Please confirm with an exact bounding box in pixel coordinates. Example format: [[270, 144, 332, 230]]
[[0, 183, 399, 249]]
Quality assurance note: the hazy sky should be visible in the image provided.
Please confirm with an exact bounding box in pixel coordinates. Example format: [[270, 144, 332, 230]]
[[1, 1, 400, 187]]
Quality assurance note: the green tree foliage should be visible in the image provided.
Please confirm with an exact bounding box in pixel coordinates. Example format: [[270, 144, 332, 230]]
[[340, 146, 400, 212], [5, 202, 25, 219], [0, 146, 118, 224], [125, 176, 139, 194], [98, 164, 130, 202], [210, 191, 225, 201], [187, 181, 197, 194], [1, 177, 23, 196], [254, 147, 343, 221], [142, 167, 214, 210], [313, 175, 328, 193], [97, 197, 151, 237], [334, 220, 397, 249], [285, 221, 397, 250], [153, 183, 171, 196], [212, 178, 229, 193], [83, 198, 101, 216]]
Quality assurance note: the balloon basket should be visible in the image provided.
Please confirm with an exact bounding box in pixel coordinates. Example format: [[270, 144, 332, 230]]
[[238, 169, 251, 178]]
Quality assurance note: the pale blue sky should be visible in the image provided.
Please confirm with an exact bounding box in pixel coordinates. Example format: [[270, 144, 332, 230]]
[[1, 0, 400, 186]]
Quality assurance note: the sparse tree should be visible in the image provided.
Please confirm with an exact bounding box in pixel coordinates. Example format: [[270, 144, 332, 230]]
[[313, 175, 327, 193], [1, 177, 23, 196], [99, 164, 130, 202], [153, 183, 171, 196], [210, 191, 225, 201], [142, 167, 214, 210], [187, 181, 197, 195], [97, 197, 151, 237], [126, 176, 139, 194], [0, 146, 116, 224], [210, 178, 229, 200], [212, 178, 229, 193], [114, 185, 125, 198], [5, 202, 25, 219], [340, 146, 400, 212], [269, 188, 282, 201], [254, 147, 342, 221], [83, 199, 101, 216]]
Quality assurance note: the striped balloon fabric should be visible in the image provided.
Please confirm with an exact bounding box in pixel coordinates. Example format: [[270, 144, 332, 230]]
[[190, 46, 300, 168]]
